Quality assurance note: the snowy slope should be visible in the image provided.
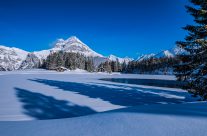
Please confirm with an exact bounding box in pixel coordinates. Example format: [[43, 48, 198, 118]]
[[0, 45, 28, 70], [33, 50, 51, 60], [137, 46, 186, 61], [154, 50, 174, 58], [32, 36, 103, 59], [52, 36, 103, 57], [154, 47, 186, 58], [108, 54, 133, 64], [137, 53, 156, 61]]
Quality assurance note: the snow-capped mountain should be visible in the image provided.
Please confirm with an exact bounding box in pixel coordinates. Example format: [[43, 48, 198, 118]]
[[154, 50, 174, 58], [20, 36, 105, 69], [19, 53, 41, 70], [154, 47, 185, 58], [0, 45, 28, 71], [0, 38, 186, 71], [0, 36, 133, 70], [137, 53, 156, 62], [137, 46, 185, 61], [52, 36, 103, 57], [31, 36, 103, 60], [108, 55, 133, 64], [21, 36, 134, 69]]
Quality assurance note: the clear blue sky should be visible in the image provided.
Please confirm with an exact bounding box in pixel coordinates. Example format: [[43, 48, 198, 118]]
[[0, 0, 193, 58]]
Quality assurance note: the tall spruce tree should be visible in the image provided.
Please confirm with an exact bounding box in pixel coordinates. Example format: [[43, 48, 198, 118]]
[[174, 0, 207, 99]]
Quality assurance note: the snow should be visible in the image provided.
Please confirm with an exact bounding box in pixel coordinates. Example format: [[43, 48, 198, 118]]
[[0, 36, 107, 71], [31, 36, 104, 61], [52, 36, 103, 57], [172, 46, 186, 55], [108, 54, 133, 64], [137, 53, 155, 61], [0, 45, 28, 60], [0, 45, 29, 70], [0, 36, 136, 71], [155, 50, 174, 58], [0, 70, 206, 136], [137, 46, 187, 61], [0, 69, 207, 136], [33, 50, 51, 60]]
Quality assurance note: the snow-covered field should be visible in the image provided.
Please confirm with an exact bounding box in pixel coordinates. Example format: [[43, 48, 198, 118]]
[[0, 69, 206, 136]]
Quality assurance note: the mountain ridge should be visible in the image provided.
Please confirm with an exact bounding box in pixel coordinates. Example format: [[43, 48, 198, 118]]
[[0, 36, 132, 71], [137, 46, 185, 62]]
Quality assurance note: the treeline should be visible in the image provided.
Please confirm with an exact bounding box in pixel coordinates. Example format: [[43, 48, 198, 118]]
[[41, 51, 179, 74], [97, 57, 178, 74], [42, 51, 126, 73], [97, 60, 124, 73], [42, 51, 94, 72], [125, 57, 179, 75]]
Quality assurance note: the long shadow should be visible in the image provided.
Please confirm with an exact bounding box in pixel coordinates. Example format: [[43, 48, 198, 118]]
[[29, 79, 196, 107], [15, 87, 96, 120], [89, 82, 189, 95], [100, 78, 185, 88], [111, 102, 207, 118]]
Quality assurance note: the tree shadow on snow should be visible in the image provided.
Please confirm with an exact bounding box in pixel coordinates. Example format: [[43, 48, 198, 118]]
[[29, 78, 196, 107], [111, 102, 207, 118], [15, 87, 96, 120]]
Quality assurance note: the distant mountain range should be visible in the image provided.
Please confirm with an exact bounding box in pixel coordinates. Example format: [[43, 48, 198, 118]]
[[137, 46, 185, 62], [0, 36, 133, 71], [0, 36, 185, 71]]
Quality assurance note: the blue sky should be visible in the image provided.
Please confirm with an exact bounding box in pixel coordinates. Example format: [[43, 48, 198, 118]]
[[0, 0, 193, 58]]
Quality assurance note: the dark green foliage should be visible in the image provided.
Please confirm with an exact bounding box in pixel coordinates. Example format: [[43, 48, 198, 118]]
[[98, 60, 121, 73], [125, 57, 179, 75], [85, 57, 95, 72], [44, 52, 95, 72], [174, 0, 207, 99]]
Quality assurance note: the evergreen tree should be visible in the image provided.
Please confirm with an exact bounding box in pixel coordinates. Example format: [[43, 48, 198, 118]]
[[111, 60, 119, 72], [174, 0, 207, 99], [103, 61, 112, 73], [45, 51, 95, 72], [85, 57, 95, 72], [121, 61, 127, 73], [56, 51, 64, 67]]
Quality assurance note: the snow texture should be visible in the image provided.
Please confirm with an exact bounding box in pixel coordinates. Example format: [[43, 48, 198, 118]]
[[0, 70, 206, 136]]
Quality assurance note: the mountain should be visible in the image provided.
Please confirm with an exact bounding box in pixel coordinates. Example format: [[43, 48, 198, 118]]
[[137, 46, 185, 61], [20, 36, 134, 69], [0, 36, 132, 71], [137, 53, 156, 62], [52, 36, 103, 57], [19, 36, 105, 69], [0, 45, 28, 71], [19, 53, 41, 69], [108, 55, 133, 64], [154, 50, 174, 58], [0, 39, 186, 71], [154, 47, 186, 58], [29, 36, 103, 60]]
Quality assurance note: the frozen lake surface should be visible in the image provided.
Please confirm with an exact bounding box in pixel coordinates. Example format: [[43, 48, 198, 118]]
[[100, 78, 184, 88], [0, 70, 197, 121], [0, 70, 206, 136]]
